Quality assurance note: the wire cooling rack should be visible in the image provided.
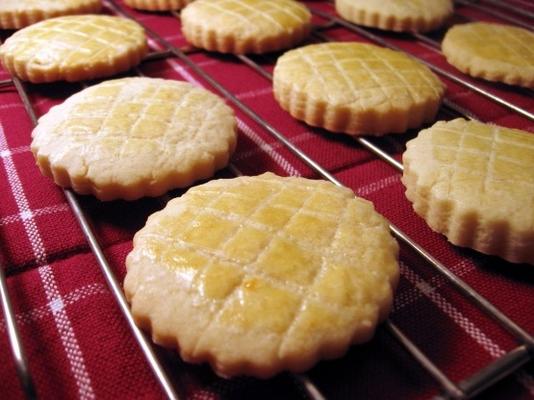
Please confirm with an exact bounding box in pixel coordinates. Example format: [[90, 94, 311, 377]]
[[0, 0, 533, 399]]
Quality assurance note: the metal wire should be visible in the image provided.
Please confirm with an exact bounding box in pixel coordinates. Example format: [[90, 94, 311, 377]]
[[143, 49, 174, 62], [310, 9, 534, 122], [455, 0, 534, 31], [385, 321, 464, 399], [0, 261, 37, 400], [458, 345, 531, 398], [476, 0, 534, 19], [412, 32, 441, 50], [0, 78, 13, 88], [293, 374, 328, 400], [10, 76, 181, 400], [63, 191, 181, 400]]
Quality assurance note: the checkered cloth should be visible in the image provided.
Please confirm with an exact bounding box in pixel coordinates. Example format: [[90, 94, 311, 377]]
[[1, 0, 533, 399]]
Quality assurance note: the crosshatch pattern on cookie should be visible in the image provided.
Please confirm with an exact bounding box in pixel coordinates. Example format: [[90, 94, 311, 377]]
[[31, 77, 237, 200], [193, 0, 309, 28], [402, 119, 534, 264], [273, 42, 444, 135], [442, 22, 534, 88], [181, 0, 311, 54], [0, 0, 102, 29], [125, 173, 399, 378], [124, 0, 193, 11], [336, 0, 453, 32], [0, 15, 147, 82]]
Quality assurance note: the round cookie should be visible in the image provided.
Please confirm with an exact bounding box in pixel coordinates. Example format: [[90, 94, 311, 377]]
[[402, 118, 534, 265], [273, 42, 445, 136], [442, 22, 534, 89], [181, 0, 311, 54], [336, 0, 453, 32], [0, 15, 147, 83], [125, 173, 399, 377], [0, 0, 102, 29], [31, 77, 237, 201], [124, 0, 192, 11]]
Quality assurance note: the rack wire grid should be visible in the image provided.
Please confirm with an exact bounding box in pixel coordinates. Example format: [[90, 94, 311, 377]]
[[0, 0, 533, 399]]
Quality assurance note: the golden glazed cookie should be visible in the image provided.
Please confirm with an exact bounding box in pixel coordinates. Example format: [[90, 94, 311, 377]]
[[181, 0, 311, 54], [402, 119, 534, 265], [125, 173, 399, 378], [124, 0, 192, 11], [31, 77, 237, 201], [273, 42, 445, 136], [0, 15, 147, 83], [442, 22, 534, 88], [336, 0, 453, 32], [0, 0, 102, 29]]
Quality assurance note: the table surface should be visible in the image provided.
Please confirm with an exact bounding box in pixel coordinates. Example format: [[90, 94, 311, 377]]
[[0, 1, 533, 399]]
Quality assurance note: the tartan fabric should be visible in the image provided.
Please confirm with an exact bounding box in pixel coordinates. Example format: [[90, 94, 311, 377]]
[[0, 0, 533, 399]]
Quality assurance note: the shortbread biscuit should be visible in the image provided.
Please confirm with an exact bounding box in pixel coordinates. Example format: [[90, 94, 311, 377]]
[[273, 42, 445, 136], [0, 0, 102, 29], [402, 118, 534, 265], [31, 77, 237, 201], [124, 0, 192, 11], [0, 15, 147, 83], [181, 0, 311, 54], [125, 173, 399, 377], [442, 22, 534, 88], [336, 0, 453, 32]]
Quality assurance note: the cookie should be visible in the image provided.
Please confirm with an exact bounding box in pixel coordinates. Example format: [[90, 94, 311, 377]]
[[124, 173, 399, 378], [124, 0, 192, 11], [181, 0, 311, 54], [0, 0, 102, 29], [0, 15, 147, 83], [442, 22, 534, 89], [402, 118, 534, 265], [273, 42, 445, 136], [31, 77, 237, 201], [336, 0, 453, 32]]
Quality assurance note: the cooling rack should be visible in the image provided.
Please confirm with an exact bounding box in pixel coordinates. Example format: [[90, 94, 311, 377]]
[[0, 0, 533, 399]]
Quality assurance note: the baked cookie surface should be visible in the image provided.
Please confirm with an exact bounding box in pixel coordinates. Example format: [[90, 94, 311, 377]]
[[0, 0, 102, 29], [124, 0, 192, 11], [181, 0, 311, 54], [336, 0, 453, 32], [442, 22, 534, 88], [0, 14, 147, 83], [125, 173, 399, 378], [31, 77, 237, 201], [273, 42, 445, 136], [402, 118, 534, 265]]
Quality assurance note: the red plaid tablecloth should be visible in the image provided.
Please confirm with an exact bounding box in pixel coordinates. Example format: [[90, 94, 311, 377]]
[[1, 1, 533, 399]]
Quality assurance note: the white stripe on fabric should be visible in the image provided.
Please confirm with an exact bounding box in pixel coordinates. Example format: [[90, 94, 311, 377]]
[[0, 123, 95, 399], [0, 145, 30, 159], [0, 98, 50, 111], [0, 204, 70, 227], [355, 174, 400, 197], [394, 259, 476, 312], [0, 283, 108, 333], [236, 86, 272, 100]]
